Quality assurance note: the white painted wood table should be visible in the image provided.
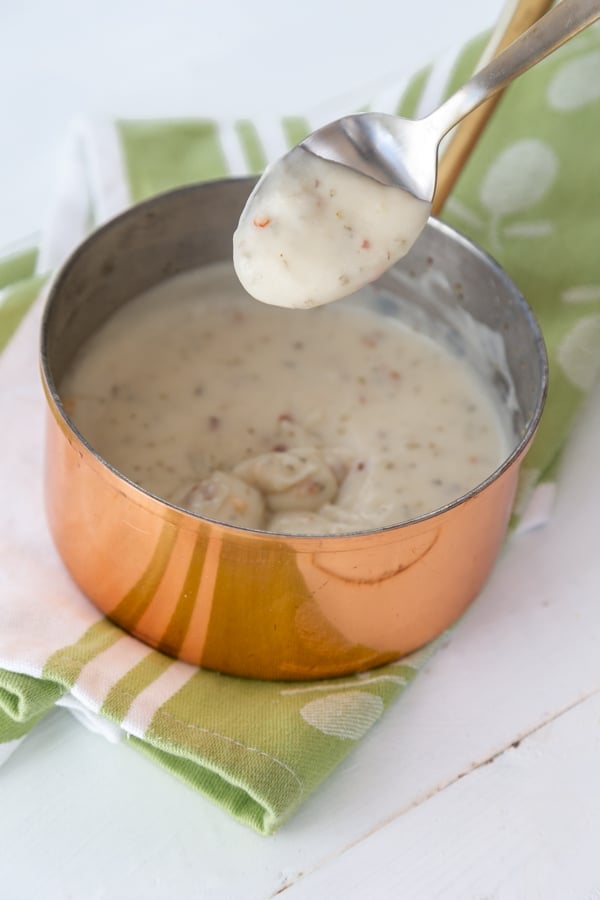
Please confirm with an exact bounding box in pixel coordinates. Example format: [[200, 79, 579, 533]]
[[2, 2, 600, 897]]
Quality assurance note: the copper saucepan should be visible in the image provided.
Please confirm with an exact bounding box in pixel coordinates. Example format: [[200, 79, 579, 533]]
[[40, 178, 547, 680]]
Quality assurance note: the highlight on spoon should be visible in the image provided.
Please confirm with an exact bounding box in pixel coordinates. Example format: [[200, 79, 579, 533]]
[[233, 145, 431, 309]]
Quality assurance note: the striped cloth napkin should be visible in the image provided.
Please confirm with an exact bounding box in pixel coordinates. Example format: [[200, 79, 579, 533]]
[[1, 26, 599, 835]]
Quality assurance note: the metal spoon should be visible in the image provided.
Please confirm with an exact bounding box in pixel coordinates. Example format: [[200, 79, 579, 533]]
[[234, 0, 599, 309], [301, 0, 599, 203]]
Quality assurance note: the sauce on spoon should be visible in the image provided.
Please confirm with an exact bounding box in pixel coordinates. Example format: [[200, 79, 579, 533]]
[[233, 146, 431, 309]]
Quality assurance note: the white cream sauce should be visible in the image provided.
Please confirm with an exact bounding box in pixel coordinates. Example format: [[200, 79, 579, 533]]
[[233, 147, 431, 309], [60, 263, 510, 535]]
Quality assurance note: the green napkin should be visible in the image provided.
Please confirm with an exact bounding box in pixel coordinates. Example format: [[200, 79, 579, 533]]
[[1, 27, 599, 835]]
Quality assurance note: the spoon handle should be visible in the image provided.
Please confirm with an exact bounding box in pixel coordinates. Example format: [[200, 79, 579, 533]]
[[432, 0, 554, 214], [427, 0, 600, 137]]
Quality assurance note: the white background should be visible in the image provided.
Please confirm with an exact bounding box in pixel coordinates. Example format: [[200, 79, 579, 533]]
[[1, 0, 503, 248], [3, 2, 600, 899]]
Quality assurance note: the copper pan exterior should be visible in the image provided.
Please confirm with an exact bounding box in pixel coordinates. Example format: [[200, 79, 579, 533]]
[[40, 180, 547, 680]]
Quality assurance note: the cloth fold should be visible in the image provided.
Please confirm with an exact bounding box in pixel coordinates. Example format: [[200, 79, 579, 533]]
[[1, 26, 599, 833]]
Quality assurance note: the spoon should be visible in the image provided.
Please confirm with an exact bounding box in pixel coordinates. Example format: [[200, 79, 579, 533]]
[[234, 0, 600, 309]]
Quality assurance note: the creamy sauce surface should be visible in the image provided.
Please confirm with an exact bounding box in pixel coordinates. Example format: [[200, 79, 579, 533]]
[[61, 263, 509, 535], [233, 147, 431, 309]]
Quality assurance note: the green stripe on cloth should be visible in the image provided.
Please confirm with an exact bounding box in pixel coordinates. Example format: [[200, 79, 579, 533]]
[[0, 711, 34, 746], [395, 65, 431, 118], [0, 274, 46, 352], [235, 120, 267, 173], [100, 652, 173, 723], [0, 246, 38, 289], [42, 620, 122, 687], [281, 116, 311, 148], [118, 120, 230, 202], [0, 670, 64, 744], [442, 32, 490, 99], [395, 33, 487, 119]]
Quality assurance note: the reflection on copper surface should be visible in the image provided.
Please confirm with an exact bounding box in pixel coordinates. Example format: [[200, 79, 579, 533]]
[[44, 387, 526, 679]]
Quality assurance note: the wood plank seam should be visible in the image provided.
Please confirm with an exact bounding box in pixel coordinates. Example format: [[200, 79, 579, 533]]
[[270, 682, 600, 897]]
